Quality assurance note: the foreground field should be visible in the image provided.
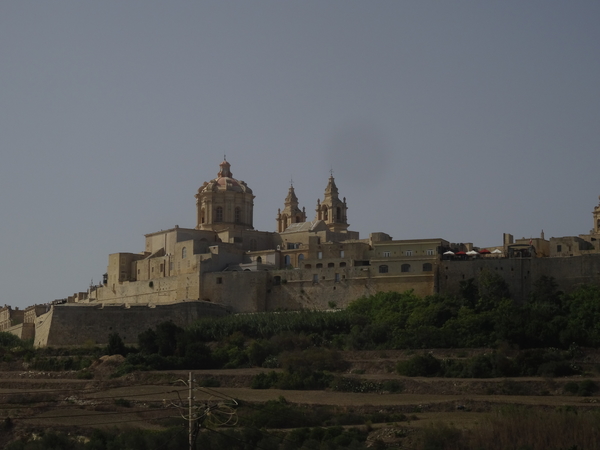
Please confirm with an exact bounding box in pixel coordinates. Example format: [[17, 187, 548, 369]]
[[2, 350, 600, 449]]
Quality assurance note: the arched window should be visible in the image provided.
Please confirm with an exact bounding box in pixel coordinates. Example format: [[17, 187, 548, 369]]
[[256, 256, 262, 263], [316, 263, 323, 269], [182, 247, 187, 259], [336, 207, 341, 222], [235, 207, 241, 224], [298, 254, 305, 264], [401, 264, 411, 273], [284, 255, 291, 266], [328, 262, 335, 268], [295, 215, 301, 223], [201, 208, 205, 224], [215, 206, 223, 222], [323, 206, 328, 221], [422, 263, 433, 272], [339, 262, 347, 268], [379, 265, 388, 274]]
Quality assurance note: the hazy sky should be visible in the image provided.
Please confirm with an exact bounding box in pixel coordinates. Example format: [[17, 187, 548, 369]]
[[1, 2, 599, 309]]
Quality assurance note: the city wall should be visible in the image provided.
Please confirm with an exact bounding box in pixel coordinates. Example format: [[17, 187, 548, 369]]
[[34, 301, 229, 347], [439, 254, 600, 300], [201, 266, 437, 313]]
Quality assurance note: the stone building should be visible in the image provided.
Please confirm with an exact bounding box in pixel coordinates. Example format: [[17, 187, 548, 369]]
[[6, 159, 600, 346]]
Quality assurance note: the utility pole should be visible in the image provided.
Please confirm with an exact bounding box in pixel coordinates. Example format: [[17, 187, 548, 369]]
[[188, 371, 194, 450]]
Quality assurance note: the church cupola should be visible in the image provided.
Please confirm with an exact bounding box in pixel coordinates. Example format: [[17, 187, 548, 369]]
[[316, 174, 349, 232], [195, 159, 255, 231], [277, 184, 306, 232]]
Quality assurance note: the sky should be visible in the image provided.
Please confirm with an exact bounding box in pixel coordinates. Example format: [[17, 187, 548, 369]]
[[1, 1, 599, 309]]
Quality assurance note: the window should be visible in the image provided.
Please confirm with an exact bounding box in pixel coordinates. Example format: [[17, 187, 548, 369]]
[[312, 274, 318, 283], [273, 276, 281, 285], [335, 273, 340, 282], [328, 262, 334, 268], [382, 251, 391, 257], [557, 245, 562, 252], [426, 249, 435, 256], [305, 264, 312, 269], [323, 207, 328, 220], [284, 255, 291, 266], [216, 277, 223, 284], [336, 206, 341, 222], [379, 265, 388, 274], [215, 206, 223, 222], [318, 252, 323, 259], [339, 262, 347, 268], [340, 250, 345, 258], [316, 263, 323, 269], [422, 263, 433, 272], [182, 247, 187, 259], [401, 264, 411, 273], [234, 207, 241, 224], [405, 250, 413, 256], [298, 254, 305, 265], [256, 256, 262, 263]]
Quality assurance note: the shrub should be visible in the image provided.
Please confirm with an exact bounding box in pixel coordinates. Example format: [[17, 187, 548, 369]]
[[397, 353, 442, 377], [114, 398, 132, 407], [578, 379, 598, 397]]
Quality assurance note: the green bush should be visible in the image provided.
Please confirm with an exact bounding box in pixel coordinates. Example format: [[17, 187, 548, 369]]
[[397, 353, 442, 377]]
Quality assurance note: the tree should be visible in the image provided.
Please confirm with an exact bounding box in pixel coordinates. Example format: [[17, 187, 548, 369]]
[[106, 332, 126, 356]]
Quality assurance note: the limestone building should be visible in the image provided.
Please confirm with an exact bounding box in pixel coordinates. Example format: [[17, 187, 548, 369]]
[[9, 159, 600, 346]]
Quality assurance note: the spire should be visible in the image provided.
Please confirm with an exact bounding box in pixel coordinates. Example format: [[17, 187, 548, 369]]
[[277, 182, 306, 232], [285, 184, 299, 206], [316, 174, 348, 232]]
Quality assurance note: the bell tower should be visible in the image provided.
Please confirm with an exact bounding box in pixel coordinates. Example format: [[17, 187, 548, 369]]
[[316, 174, 349, 233], [277, 184, 306, 232]]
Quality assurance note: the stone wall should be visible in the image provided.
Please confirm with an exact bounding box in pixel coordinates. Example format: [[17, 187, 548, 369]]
[[34, 301, 229, 347], [4, 323, 35, 341], [439, 254, 600, 301], [200, 266, 437, 313]]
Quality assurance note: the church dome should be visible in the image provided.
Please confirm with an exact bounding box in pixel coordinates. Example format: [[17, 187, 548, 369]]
[[195, 159, 255, 231], [197, 160, 253, 195]]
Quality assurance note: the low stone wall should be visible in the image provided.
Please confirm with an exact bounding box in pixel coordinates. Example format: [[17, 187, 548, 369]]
[[34, 301, 229, 347]]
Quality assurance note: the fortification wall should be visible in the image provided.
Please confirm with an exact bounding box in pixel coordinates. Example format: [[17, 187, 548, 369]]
[[439, 254, 600, 301], [5, 323, 35, 341], [34, 301, 228, 347], [94, 276, 180, 305], [201, 267, 436, 312], [266, 269, 436, 310], [202, 271, 268, 312]]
